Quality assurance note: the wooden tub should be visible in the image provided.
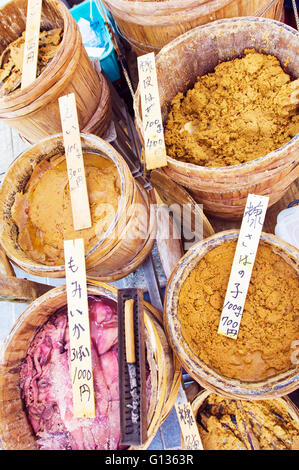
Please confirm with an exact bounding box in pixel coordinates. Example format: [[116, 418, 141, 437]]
[[0, 133, 156, 281], [102, 0, 284, 55], [164, 230, 299, 399], [0, 0, 106, 143], [134, 17, 299, 219], [0, 281, 181, 450]]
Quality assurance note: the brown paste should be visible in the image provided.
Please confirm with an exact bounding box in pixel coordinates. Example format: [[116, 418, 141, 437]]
[[11, 152, 121, 266], [197, 393, 299, 450], [0, 28, 63, 96], [164, 49, 299, 167], [178, 241, 299, 381]]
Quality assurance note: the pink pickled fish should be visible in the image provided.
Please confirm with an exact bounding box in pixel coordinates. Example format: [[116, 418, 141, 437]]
[[100, 346, 119, 401]]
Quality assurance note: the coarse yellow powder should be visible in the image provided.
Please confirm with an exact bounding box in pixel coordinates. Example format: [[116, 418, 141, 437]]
[[178, 241, 299, 382], [164, 49, 299, 167]]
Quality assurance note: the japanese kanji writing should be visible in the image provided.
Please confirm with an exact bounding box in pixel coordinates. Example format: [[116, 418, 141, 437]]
[[137, 53, 167, 170], [175, 402, 203, 450], [64, 238, 95, 417], [59, 93, 91, 231]]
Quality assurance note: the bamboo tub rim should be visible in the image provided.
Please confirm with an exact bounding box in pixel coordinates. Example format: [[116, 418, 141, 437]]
[[0, 133, 131, 276], [103, 0, 232, 14], [163, 229, 299, 400], [133, 16, 299, 174], [0, 281, 171, 450]]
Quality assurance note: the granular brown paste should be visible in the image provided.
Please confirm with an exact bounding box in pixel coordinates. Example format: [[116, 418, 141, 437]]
[[11, 152, 120, 266], [0, 28, 63, 96], [196, 393, 299, 450], [178, 241, 299, 381], [164, 49, 299, 167]]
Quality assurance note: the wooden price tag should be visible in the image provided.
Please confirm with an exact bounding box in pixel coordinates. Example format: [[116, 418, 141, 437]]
[[64, 238, 95, 418], [137, 52, 168, 171], [175, 384, 203, 450], [21, 0, 42, 89], [59, 93, 92, 231], [218, 194, 269, 339]]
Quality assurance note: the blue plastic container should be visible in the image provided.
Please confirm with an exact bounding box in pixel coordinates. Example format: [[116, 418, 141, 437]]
[[70, 0, 121, 82]]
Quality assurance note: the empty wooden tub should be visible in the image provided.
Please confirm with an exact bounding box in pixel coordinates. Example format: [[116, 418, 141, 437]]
[[164, 230, 299, 400], [0, 281, 181, 450], [134, 17, 299, 219], [102, 0, 284, 55], [0, 0, 106, 143], [0, 133, 156, 281]]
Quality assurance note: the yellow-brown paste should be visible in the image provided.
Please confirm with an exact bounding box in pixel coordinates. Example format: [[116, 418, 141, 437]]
[[0, 28, 63, 96], [164, 49, 299, 167], [11, 153, 120, 266], [178, 241, 299, 382], [196, 393, 299, 450]]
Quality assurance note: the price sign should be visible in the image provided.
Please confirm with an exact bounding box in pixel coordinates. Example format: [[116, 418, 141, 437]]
[[137, 52, 167, 171], [175, 384, 203, 450], [218, 194, 269, 339], [21, 0, 42, 89], [64, 238, 95, 418], [59, 93, 92, 231]]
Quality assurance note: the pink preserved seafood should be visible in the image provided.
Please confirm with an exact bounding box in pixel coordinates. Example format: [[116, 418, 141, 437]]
[[19, 295, 126, 450]]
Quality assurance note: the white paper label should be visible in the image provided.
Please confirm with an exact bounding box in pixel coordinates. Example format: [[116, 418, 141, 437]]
[[218, 194, 269, 339], [175, 384, 203, 450], [59, 93, 92, 231], [21, 0, 42, 89], [137, 52, 167, 171], [64, 238, 95, 418]]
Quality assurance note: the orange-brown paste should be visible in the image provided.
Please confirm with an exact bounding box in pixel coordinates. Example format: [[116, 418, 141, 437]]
[[178, 241, 299, 382], [11, 152, 120, 266]]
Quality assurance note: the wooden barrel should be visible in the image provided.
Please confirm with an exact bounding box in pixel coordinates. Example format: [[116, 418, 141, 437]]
[[134, 17, 299, 219], [0, 281, 180, 450], [0, 133, 156, 281], [183, 389, 299, 450], [102, 0, 284, 56], [0, 0, 107, 143], [164, 230, 299, 400]]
